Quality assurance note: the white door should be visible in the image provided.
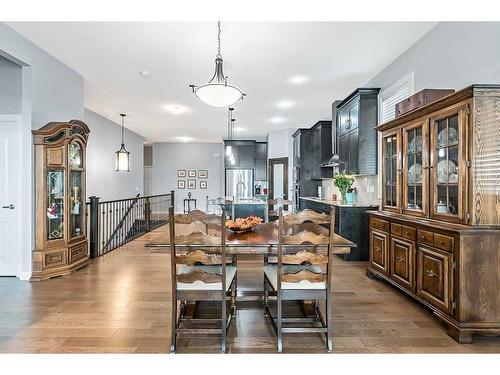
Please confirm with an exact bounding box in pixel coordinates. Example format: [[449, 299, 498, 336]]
[[0, 116, 22, 276]]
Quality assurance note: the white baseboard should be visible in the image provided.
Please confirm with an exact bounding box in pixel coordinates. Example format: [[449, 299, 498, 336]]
[[17, 272, 31, 281]]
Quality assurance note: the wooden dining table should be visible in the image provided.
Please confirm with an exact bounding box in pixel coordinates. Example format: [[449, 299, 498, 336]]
[[145, 222, 356, 254]]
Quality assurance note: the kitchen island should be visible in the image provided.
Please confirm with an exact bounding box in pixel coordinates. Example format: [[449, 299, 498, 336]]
[[299, 196, 378, 261], [226, 197, 267, 220]]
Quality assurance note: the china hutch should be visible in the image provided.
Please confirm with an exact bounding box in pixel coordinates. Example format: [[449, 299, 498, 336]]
[[31, 120, 90, 281], [367, 85, 500, 343]]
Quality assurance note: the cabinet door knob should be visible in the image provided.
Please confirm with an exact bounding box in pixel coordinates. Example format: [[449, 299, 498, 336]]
[[2, 204, 15, 210], [375, 247, 381, 252], [426, 269, 437, 277], [396, 256, 404, 263]]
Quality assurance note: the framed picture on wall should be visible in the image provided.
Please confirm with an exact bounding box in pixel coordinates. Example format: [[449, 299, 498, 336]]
[[198, 170, 208, 179], [200, 181, 207, 189], [187, 179, 196, 189], [177, 170, 186, 178], [177, 180, 186, 189], [188, 170, 196, 178]]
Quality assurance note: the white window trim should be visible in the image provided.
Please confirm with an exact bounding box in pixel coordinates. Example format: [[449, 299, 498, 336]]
[[376, 72, 415, 202]]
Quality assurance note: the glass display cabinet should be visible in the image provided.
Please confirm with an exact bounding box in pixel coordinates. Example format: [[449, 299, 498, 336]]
[[368, 85, 500, 344], [32, 120, 90, 281]]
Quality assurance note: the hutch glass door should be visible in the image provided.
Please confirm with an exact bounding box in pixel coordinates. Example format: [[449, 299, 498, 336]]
[[430, 105, 467, 222], [382, 131, 401, 211], [402, 121, 428, 216], [47, 170, 64, 240], [69, 141, 84, 238]]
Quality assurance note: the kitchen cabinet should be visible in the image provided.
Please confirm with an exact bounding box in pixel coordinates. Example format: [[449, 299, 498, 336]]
[[224, 140, 255, 169], [309, 121, 333, 180], [368, 85, 500, 343], [254, 142, 267, 181], [335, 88, 379, 175]]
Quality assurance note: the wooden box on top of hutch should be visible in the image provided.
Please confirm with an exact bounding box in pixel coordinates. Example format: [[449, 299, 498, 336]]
[[367, 85, 500, 343], [31, 120, 90, 281]]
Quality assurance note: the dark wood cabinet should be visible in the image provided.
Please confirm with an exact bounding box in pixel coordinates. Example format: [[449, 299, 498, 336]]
[[390, 236, 415, 291], [335, 88, 379, 175], [416, 245, 452, 314], [309, 121, 333, 180], [254, 142, 267, 181], [370, 229, 389, 275], [368, 85, 500, 344]]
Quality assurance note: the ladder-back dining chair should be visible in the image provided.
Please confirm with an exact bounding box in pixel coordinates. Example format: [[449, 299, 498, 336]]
[[263, 207, 335, 352], [267, 197, 293, 222], [169, 206, 237, 353]]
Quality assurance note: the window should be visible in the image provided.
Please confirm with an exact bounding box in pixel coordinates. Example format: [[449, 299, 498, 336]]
[[377, 72, 414, 202], [378, 72, 414, 124]]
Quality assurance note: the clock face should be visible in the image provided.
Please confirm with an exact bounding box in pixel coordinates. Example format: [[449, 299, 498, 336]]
[[69, 142, 82, 168]]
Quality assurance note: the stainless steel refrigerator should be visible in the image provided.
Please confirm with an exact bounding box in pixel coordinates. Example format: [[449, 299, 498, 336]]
[[225, 169, 254, 200]]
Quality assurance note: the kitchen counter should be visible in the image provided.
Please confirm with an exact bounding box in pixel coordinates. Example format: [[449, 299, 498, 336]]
[[300, 196, 378, 208], [228, 198, 267, 205], [225, 198, 267, 220]]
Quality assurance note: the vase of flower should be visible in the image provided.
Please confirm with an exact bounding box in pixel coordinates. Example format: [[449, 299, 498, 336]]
[[333, 172, 355, 205]]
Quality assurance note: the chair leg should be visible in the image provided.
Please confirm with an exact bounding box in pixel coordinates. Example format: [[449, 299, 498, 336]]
[[326, 291, 333, 353], [277, 291, 283, 353], [231, 278, 237, 318], [263, 279, 269, 316], [221, 293, 227, 353], [170, 299, 177, 353]]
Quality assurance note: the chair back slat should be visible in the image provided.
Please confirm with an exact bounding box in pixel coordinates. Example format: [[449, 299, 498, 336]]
[[283, 209, 330, 225], [176, 249, 223, 265], [277, 207, 336, 286], [282, 250, 328, 265], [169, 205, 227, 288]]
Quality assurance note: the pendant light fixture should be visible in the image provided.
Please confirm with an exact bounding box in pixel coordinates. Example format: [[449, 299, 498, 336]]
[[115, 114, 130, 172], [190, 22, 245, 107]]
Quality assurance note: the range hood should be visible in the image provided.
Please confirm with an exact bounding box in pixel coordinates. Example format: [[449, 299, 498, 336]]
[[320, 153, 340, 167]]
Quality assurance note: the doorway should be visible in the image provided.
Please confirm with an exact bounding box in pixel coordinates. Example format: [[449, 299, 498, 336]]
[[0, 115, 22, 276], [269, 157, 289, 206]]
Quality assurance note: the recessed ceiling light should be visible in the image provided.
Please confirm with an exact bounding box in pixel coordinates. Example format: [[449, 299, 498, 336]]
[[176, 136, 193, 143], [270, 116, 286, 124], [139, 70, 150, 77], [276, 100, 294, 109], [288, 75, 308, 85], [162, 104, 191, 115]]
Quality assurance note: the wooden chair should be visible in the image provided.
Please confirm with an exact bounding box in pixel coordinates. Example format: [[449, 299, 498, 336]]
[[267, 197, 293, 222], [263, 207, 335, 352], [169, 206, 237, 353]]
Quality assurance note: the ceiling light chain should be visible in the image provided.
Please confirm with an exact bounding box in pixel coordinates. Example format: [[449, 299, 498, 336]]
[[217, 21, 221, 57]]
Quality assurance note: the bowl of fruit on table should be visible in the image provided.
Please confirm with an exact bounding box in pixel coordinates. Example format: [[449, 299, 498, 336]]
[[225, 216, 263, 233]]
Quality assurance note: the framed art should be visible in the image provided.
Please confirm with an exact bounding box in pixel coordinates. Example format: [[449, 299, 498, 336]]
[[198, 169, 208, 179], [188, 170, 196, 178], [200, 180, 207, 189], [177, 170, 186, 178], [177, 180, 186, 189], [187, 179, 196, 189]]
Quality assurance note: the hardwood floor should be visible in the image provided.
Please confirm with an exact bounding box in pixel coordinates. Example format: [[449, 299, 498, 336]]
[[1, 225, 499, 353]]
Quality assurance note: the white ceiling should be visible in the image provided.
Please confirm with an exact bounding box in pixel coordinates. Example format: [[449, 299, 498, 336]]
[[8, 22, 436, 142]]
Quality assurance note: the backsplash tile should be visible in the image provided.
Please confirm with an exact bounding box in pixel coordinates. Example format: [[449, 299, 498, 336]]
[[322, 175, 379, 205]]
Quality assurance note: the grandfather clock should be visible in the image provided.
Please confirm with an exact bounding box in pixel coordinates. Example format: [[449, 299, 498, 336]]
[[31, 120, 90, 281]]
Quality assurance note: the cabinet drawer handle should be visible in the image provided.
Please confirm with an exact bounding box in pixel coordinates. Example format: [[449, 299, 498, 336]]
[[422, 165, 433, 169], [425, 269, 437, 277], [396, 256, 404, 263], [376, 247, 381, 252]]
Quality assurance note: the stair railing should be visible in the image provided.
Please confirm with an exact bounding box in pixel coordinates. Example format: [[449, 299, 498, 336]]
[[86, 191, 174, 258]]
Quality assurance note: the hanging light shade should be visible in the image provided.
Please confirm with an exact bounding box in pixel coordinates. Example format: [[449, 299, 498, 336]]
[[190, 22, 245, 107], [115, 114, 130, 172]]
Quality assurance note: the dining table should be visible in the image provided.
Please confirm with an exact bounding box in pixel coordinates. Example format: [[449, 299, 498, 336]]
[[145, 221, 356, 255]]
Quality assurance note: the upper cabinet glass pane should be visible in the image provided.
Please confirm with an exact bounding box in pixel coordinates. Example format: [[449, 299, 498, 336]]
[[47, 170, 64, 240], [69, 141, 83, 168]]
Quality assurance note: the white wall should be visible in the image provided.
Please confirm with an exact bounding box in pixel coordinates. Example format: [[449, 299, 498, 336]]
[[0, 23, 84, 129], [267, 128, 297, 200], [367, 22, 500, 91], [151, 142, 224, 213], [84, 109, 145, 201], [0, 55, 22, 113]]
